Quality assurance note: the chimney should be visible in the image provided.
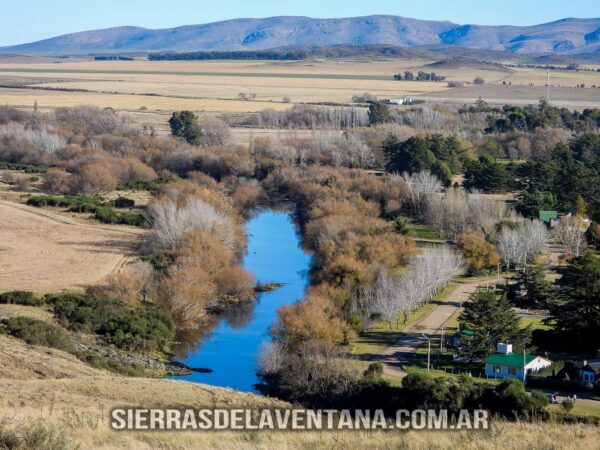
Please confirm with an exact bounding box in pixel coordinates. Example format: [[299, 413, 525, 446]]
[[497, 343, 512, 354]]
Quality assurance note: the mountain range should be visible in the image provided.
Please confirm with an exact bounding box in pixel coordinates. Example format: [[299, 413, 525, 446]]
[[2, 15, 600, 56]]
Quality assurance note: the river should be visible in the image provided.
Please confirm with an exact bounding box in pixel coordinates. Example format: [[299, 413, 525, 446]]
[[168, 210, 311, 392]]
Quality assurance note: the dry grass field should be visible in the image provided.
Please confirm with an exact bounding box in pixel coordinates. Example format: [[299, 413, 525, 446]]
[[0, 58, 597, 132], [0, 334, 597, 450], [0, 59, 508, 121], [0, 199, 143, 293]]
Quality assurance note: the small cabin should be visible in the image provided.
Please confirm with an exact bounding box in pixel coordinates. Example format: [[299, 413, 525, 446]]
[[538, 211, 558, 228]]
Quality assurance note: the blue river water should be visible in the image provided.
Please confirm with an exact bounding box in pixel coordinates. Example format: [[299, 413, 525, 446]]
[[168, 210, 311, 392]]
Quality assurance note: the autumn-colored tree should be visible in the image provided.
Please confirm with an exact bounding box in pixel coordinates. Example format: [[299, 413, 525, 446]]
[[276, 294, 354, 348], [456, 232, 500, 274], [88, 264, 153, 306], [156, 262, 217, 329], [214, 266, 256, 301], [70, 161, 118, 195], [42, 169, 71, 194]]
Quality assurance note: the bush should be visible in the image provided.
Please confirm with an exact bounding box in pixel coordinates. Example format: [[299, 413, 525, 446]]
[[0, 162, 48, 173], [93, 206, 149, 228], [485, 379, 548, 418], [0, 419, 70, 450], [45, 293, 174, 352], [0, 291, 44, 306], [1, 317, 75, 353], [26, 195, 149, 228], [561, 399, 574, 413], [363, 362, 384, 381], [113, 196, 135, 208]]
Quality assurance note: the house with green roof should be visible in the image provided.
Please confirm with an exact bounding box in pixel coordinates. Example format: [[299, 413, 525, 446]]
[[484, 343, 551, 382], [538, 211, 558, 227]]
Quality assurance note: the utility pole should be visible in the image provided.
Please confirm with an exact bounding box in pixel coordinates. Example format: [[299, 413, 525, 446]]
[[547, 68, 550, 102], [440, 325, 445, 354], [422, 334, 431, 372]]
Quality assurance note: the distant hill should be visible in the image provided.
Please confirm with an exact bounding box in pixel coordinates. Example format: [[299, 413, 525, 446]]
[[2, 15, 600, 57]]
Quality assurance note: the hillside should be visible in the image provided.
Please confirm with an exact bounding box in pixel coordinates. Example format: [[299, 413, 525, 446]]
[[2, 15, 600, 56]]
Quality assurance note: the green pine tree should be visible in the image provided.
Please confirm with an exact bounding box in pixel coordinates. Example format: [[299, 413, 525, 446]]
[[459, 290, 530, 358], [548, 251, 600, 351]]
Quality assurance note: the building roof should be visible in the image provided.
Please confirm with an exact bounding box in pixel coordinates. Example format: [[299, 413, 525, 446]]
[[485, 353, 537, 368], [576, 359, 600, 373], [539, 211, 558, 222], [454, 330, 474, 337]]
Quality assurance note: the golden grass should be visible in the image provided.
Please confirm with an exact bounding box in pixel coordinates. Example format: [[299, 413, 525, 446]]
[[3, 411, 598, 449], [508, 67, 600, 88], [0, 87, 289, 113], [0, 199, 143, 293], [0, 58, 512, 116], [1, 334, 598, 449], [0, 304, 54, 323]]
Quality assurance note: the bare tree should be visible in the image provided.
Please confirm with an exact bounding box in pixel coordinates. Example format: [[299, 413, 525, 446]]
[[555, 216, 587, 257], [256, 341, 286, 376], [392, 171, 442, 214], [499, 220, 549, 268], [365, 247, 464, 328], [468, 190, 516, 237], [425, 188, 470, 238], [0, 123, 66, 156], [147, 197, 234, 250], [200, 117, 231, 146]]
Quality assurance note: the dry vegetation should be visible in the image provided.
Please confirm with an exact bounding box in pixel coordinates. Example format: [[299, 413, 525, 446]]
[[0, 335, 597, 449], [0, 55, 599, 448], [0, 58, 539, 127], [0, 199, 143, 293]]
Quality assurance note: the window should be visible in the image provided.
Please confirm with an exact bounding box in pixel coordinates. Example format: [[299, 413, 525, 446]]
[[509, 367, 517, 376], [584, 373, 593, 382]]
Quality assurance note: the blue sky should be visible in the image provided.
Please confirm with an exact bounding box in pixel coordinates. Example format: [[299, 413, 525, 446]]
[[2, 0, 600, 46]]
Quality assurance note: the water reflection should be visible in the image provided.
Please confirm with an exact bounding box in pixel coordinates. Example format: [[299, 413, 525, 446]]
[[167, 210, 311, 392]]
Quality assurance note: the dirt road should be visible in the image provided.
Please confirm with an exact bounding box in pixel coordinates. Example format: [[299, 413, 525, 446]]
[[0, 200, 144, 293], [377, 279, 493, 378]]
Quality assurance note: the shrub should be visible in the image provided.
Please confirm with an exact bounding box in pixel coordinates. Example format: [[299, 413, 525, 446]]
[[113, 196, 135, 208], [363, 362, 384, 381], [214, 266, 256, 301], [0, 291, 43, 306], [1, 317, 75, 353], [45, 293, 175, 352], [26, 195, 149, 228], [0, 419, 70, 450], [485, 379, 548, 418], [561, 399, 575, 413], [70, 161, 118, 195]]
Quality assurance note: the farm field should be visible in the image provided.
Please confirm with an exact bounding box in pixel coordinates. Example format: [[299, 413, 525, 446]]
[[0, 59, 598, 131], [0, 199, 143, 293], [423, 84, 600, 107], [0, 58, 510, 123]]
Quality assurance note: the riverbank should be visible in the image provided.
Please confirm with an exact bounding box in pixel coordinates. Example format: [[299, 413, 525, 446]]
[[168, 210, 311, 391]]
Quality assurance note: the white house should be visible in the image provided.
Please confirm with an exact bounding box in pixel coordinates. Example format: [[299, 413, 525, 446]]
[[484, 343, 552, 382], [387, 97, 413, 105]]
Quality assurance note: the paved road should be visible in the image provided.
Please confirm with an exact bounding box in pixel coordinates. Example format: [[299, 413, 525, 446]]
[[376, 279, 494, 378]]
